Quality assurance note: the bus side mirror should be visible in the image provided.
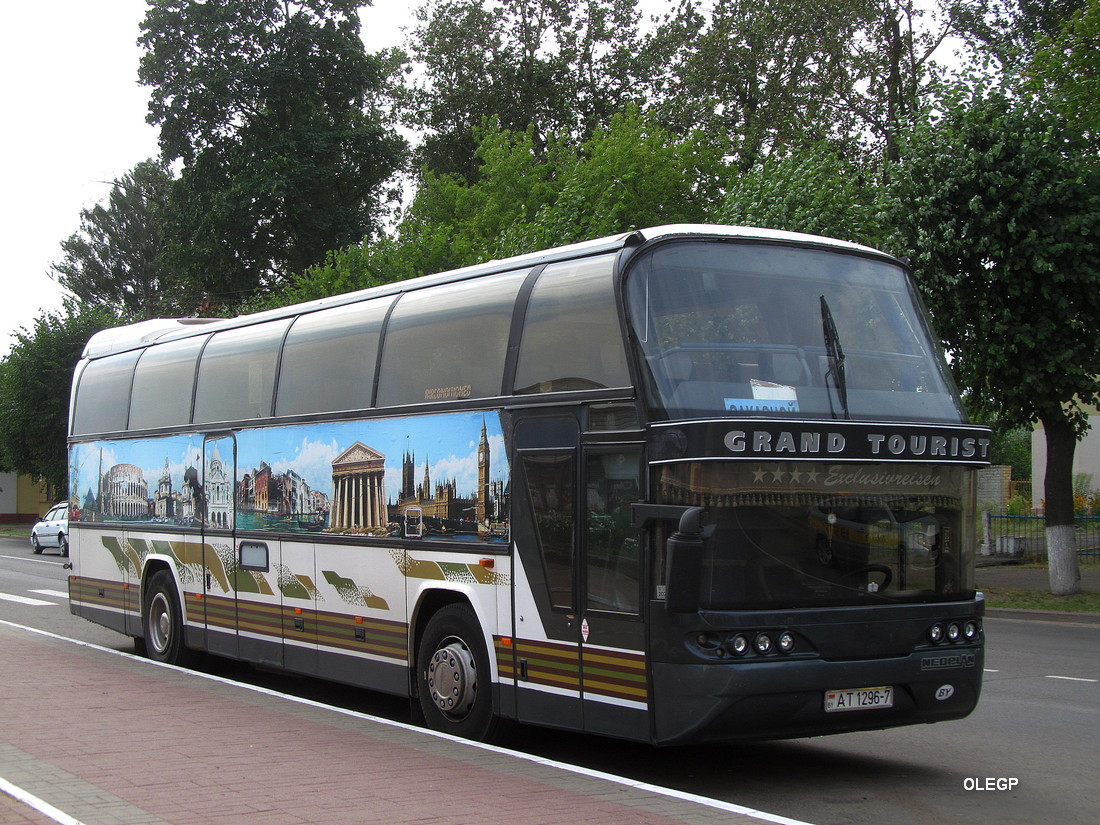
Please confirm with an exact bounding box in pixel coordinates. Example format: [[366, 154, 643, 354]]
[[665, 507, 712, 613]]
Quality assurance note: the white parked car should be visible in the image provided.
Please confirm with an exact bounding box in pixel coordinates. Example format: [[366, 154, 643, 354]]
[[31, 503, 69, 556]]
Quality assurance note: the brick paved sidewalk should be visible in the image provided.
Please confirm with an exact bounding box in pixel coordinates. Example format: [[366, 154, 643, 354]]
[[0, 624, 800, 825]]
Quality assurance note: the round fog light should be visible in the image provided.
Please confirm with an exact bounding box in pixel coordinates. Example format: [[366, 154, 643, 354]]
[[754, 633, 772, 654], [929, 624, 945, 644], [727, 634, 749, 656], [964, 621, 979, 640], [777, 631, 795, 653], [947, 623, 961, 642]]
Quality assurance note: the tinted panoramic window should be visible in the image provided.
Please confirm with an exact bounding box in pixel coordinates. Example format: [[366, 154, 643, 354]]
[[276, 299, 391, 416], [128, 335, 207, 429], [624, 241, 965, 423], [514, 255, 630, 394], [655, 460, 976, 609], [71, 350, 140, 435], [376, 270, 527, 407], [193, 320, 291, 424]]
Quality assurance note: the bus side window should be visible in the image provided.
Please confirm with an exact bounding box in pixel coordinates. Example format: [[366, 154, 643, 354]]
[[193, 320, 290, 424], [521, 452, 576, 610], [376, 270, 526, 407], [513, 255, 631, 394], [129, 336, 206, 429], [71, 350, 141, 435], [276, 299, 389, 416]]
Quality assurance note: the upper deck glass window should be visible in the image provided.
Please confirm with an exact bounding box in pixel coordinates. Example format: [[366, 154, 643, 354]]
[[193, 320, 291, 424], [624, 240, 965, 423], [276, 299, 390, 416], [129, 335, 207, 429], [71, 350, 141, 435], [514, 255, 630, 394], [376, 270, 527, 407]]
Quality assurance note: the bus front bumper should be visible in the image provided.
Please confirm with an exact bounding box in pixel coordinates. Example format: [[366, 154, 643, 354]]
[[649, 645, 983, 745]]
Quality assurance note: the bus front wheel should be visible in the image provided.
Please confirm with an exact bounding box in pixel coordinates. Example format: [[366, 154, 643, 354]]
[[142, 570, 196, 667], [416, 604, 498, 741]]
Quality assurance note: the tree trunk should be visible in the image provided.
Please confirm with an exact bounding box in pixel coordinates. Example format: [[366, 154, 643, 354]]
[[1042, 417, 1081, 595]]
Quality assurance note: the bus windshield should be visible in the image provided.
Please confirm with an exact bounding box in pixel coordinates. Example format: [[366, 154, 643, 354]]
[[656, 461, 977, 609], [625, 240, 965, 423]]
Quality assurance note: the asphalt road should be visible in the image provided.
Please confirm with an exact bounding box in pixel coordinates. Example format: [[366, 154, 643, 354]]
[[1, 535, 1096, 825]]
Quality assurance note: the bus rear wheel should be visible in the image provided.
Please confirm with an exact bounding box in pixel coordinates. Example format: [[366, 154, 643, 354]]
[[142, 570, 197, 667], [417, 604, 498, 741]]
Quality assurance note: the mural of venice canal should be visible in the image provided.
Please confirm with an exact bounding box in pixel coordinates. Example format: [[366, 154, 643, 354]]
[[69, 411, 510, 543]]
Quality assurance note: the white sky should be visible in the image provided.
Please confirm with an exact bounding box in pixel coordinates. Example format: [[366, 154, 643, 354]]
[[0, 0, 413, 357]]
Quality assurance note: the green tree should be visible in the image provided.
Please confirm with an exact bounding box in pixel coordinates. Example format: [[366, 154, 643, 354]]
[[400, 121, 570, 269], [404, 0, 647, 180], [273, 108, 724, 305], [644, 0, 954, 167], [518, 107, 722, 251], [50, 160, 192, 319], [889, 89, 1100, 595], [970, 410, 1034, 483], [948, 0, 1088, 70], [0, 302, 126, 500], [716, 143, 888, 245], [1028, 0, 1100, 147], [138, 0, 406, 308]]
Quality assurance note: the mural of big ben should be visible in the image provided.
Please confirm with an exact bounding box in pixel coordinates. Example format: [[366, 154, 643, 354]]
[[477, 418, 489, 526]]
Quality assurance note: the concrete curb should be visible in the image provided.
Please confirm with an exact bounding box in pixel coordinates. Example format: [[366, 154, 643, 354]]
[[984, 607, 1100, 625]]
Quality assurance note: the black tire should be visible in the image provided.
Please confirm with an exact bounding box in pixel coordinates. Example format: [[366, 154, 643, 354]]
[[142, 570, 197, 666], [58, 533, 68, 557], [31, 535, 43, 554], [416, 603, 499, 741]]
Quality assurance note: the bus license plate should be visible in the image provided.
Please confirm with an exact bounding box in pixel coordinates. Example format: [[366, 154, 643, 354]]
[[824, 686, 894, 712]]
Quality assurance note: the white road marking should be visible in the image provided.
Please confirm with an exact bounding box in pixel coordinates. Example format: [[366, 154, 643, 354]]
[[0, 554, 64, 566], [0, 593, 55, 606], [1045, 675, 1098, 683], [0, 775, 87, 825], [29, 590, 69, 599]]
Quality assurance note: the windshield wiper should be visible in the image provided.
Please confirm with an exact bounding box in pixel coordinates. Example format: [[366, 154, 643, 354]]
[[820, 295, 850, 420]]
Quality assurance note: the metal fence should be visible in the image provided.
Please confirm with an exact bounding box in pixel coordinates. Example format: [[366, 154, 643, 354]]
[[984, 515, 1100, 561]]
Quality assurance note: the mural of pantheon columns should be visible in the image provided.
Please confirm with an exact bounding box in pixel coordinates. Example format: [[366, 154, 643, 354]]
[[330, 442, 387, 530]]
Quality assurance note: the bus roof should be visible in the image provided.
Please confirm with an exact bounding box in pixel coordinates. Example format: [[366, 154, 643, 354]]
[[80, 224, 891, 360]]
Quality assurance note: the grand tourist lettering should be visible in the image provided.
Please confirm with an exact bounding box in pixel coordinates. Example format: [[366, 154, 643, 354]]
[[719, 424, 992, 464]]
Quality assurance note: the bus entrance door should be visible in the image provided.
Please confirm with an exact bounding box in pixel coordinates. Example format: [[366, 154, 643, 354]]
[[578, 446, 647, 738], [512, 412, 583, 731], [512, 413, 647, 737]]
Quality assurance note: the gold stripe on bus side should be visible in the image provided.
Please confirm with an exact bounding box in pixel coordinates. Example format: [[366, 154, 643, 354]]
[[507, 638, 648, 701], [314, 613, 407, 656], [203, 596, 408, 660], [69, 576, 131, 612], [580, 648, 648, 702], [235, 600, 284, 636], [514, 638, 581, 691], [493, 637, 515, 679]]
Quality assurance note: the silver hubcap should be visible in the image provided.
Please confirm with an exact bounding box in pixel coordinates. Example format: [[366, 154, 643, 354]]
[[149, 593, 172, 654], [427, 639, 477, 718]]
